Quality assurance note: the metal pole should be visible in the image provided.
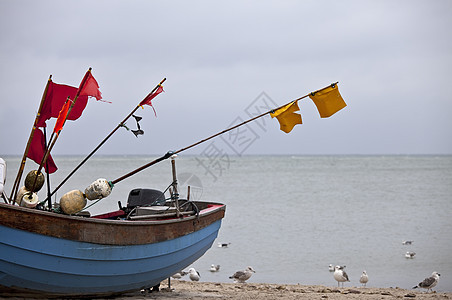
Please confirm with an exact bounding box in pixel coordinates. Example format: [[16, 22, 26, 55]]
[[170, 154, 180, 216]]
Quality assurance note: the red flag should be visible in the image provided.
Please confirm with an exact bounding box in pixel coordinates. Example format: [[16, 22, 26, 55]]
[[53, 99, 71, 133], [36, 81, 88, 127], [27, 128, 58, 174], [79, 71, 102, 100], [139, 85, 164, 116]]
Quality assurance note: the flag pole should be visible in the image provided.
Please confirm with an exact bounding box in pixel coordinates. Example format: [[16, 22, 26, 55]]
[[43, 127, 52, 210], [43, 77, 167, 203], [111, 82, 338, 185], [9, 75, 52, 203]]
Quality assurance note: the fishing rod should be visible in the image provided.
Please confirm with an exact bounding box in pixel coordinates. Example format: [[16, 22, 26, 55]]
[[43, 77, 166, 204], [110, 82, 339, 185]]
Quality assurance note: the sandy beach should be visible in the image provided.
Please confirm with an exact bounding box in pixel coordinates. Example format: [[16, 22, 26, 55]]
[[105, 280, 452, 300], [1, 280, 451, 299]]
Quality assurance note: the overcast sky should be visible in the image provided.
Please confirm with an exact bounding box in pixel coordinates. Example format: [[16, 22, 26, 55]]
[[1, 0, 451, 156]]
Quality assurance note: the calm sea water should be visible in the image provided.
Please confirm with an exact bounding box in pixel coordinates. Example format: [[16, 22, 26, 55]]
[[2, 155, 452, 291]]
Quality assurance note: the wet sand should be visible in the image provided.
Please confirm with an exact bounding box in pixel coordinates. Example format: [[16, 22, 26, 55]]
[[111, 280, 451, 300]]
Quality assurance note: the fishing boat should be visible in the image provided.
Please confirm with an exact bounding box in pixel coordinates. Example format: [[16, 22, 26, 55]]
[[0, 72, 229, 297], [0, 180, 226, 297]]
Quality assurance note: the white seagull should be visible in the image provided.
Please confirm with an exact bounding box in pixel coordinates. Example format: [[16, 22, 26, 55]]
[[413, 272, 440, 292], [333, 265, 350, 287], [405, 251, 416, 258], [188, 268, 200, 281], [402, 240, 414, 245], [360, 270, 369, 287], [210, 264, 220, 272], [218, 242, 231, 248], [229, 266, 255, 283]]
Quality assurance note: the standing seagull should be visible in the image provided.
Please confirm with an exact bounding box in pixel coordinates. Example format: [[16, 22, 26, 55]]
[[188, 268, 200, 281], [413, 272, 440, 292], [360, 270, 369, 287], [333, 265, 350, 287], [229, 266, 256, 283]]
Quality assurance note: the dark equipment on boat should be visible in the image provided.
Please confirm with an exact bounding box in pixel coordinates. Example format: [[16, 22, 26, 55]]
[[127, 188, 166, 208]]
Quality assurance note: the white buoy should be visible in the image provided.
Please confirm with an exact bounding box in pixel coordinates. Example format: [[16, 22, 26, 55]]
[[16, 186, 30, 206], [20, 191, 39, 208], [60, 190, 86, 214], [84, 178, 112, 200]]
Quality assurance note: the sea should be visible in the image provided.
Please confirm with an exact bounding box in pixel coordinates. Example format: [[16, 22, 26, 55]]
[[2, 155, 452, 292]]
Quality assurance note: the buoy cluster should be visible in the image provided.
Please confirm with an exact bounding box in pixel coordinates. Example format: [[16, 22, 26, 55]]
[[59, 178, 112, 214], [15, 170, 44, 208], [16, 171, 113, 215]]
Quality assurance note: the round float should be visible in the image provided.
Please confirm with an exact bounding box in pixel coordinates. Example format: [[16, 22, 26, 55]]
[[25, 170, 45, 192], [84, 178, 112, 200], [60, 190, 87, 215]]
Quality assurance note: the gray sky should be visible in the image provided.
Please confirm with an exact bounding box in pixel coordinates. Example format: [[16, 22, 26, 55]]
[[1, 0, 451, 156]]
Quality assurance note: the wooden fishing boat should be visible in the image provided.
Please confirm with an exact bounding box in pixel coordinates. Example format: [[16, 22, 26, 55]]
[[0, 73, 228, 297], [0, 185, 226, 297]]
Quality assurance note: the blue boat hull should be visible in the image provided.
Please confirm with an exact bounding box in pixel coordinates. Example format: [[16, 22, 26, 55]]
[[0, 219, 222, 296]]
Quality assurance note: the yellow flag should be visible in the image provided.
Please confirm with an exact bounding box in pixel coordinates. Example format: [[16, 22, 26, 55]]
[[309, 84, 346, 118], [270, 101, 302, 133]]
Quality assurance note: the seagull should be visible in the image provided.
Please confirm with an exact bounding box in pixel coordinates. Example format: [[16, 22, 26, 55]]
[[405, 251, 416, 258], [229, 266, 256, 283], [210, 264, 220, 272], [188, 268, 200, 281], [333, 265, 350, 287], [402, 240, 414, 245], [413, 272, 440, 292], [360, 270, 369, 287], [171, 271, 187, 279], [218, 242, 231, 248]]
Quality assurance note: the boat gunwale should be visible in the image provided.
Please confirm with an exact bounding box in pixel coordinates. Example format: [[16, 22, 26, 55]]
[[0, 201, 226, 245], [0, 201, 225, 225]]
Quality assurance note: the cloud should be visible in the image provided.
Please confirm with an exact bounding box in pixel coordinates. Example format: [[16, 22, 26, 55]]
[[1, 0, 451, 156]]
